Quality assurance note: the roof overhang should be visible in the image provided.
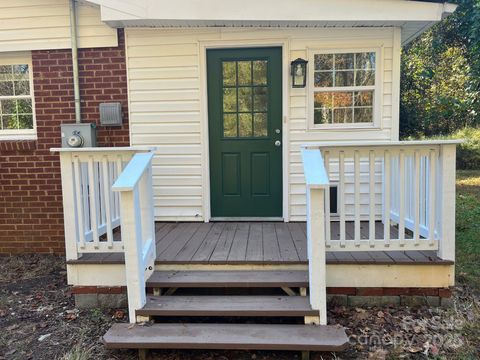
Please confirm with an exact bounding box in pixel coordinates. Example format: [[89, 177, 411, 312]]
[[84, 0, 457, 45]]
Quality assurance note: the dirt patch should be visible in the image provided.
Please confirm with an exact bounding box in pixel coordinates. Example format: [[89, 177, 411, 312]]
[[0, 255, 479, 360]]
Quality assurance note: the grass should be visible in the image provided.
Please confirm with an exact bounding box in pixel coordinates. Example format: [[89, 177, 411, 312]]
[[455, 170, 480, 291]]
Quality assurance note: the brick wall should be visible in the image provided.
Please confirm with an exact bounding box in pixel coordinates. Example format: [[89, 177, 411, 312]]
[[0, 29, 129, 254]]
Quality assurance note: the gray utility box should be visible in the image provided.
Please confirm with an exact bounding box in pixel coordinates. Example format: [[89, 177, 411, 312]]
[[61, 123, 97, 148], [99, 102, 123, 126]]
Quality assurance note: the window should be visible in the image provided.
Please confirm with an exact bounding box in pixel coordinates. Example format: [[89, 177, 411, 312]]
[[0, 56, 35, 139], [310, 50, 378, 127], [222, 60, 268, 138]]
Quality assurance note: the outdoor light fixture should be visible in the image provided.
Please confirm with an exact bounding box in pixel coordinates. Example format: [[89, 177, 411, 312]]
[[291, 58, 308, 88]]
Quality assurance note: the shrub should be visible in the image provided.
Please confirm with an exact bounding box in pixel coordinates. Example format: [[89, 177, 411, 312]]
[[452, 127, 480, 170]]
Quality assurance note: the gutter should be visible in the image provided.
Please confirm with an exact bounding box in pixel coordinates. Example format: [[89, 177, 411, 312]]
[[69, 0, 81, 123]]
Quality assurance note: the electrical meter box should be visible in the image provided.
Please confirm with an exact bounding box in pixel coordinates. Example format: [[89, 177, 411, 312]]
[[61, 123, 97, 148]]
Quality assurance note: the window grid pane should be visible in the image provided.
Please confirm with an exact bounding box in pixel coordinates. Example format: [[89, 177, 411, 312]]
[[222, 60, 268, 138], [313, 52, 375, 125], [0, 64, 33, 131]]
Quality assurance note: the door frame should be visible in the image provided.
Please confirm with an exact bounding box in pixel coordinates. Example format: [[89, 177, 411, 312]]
[[199, 38, 290, 222]]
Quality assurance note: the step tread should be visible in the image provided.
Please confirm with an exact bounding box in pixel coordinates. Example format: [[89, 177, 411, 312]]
[[103, 323, 349, 351], [146, 270, 309, 288], [137, 295, 317, 317]]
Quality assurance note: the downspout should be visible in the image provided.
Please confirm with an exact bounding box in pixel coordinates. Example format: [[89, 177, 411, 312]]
[[69, 0, 81, 123]]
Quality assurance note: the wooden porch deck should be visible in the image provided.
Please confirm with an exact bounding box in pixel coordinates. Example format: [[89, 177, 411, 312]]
[[70, 222, 452, 265]]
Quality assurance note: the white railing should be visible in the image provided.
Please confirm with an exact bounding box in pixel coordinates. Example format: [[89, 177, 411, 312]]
[[55, 147, 156, 323], [303, 148, 329, 326], [53, 147, 153, 260], [302, 140, 459, 258], [112, 152, 156, 323]]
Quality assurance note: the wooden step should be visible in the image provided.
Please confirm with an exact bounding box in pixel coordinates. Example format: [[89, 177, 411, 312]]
[[103, 323, 349, 351], [146, 270, 309, 288], [137, 295, 317, 317]]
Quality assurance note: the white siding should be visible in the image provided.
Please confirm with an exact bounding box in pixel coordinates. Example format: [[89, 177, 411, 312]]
[[0, 0, 118, 52], [126, 27, 401, 221]]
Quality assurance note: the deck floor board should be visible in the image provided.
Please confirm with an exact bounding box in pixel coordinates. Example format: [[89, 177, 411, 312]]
[[69, 221, 453, 265]]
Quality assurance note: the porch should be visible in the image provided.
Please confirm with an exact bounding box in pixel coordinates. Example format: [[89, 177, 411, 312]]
[[68, 221, 450, 266], [52, 139, 459, 354]]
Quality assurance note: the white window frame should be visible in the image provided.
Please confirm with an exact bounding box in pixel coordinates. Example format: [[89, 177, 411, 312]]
[[307, 47, 382, 130], [0, 52, 37, 140]]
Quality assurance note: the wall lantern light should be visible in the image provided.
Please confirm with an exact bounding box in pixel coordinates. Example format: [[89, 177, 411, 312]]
[[291, 58, 308, 88]]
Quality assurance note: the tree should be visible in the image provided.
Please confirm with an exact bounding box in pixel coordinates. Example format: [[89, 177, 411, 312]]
[[400, 0, 480, 138]]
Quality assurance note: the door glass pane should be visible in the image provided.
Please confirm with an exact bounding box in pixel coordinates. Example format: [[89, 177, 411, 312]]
[[253, 61, 267, 85], [253, 113, 267, 137], [239, 113, 253, 137], [238, 87, 252, 112], [253, 87, 267, 112], [223, 88, 237, 112], [223, 62, 236, 86], [237, 61, 251, 85], [223, 114, 237, 137]]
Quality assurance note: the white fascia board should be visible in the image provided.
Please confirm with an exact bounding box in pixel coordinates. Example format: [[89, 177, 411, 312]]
[[139, 0, 454, 22], [84, 0, 147, 19]]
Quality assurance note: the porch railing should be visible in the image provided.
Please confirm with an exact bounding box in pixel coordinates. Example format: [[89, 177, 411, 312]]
[[54, 146, 156, 322], [53, 147, 154, 260], [112, 152, 156, 323], [302, 140, 460, 325]]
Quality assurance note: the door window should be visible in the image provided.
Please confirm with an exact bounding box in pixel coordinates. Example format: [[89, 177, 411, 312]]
[[222, 60, 268, 138]]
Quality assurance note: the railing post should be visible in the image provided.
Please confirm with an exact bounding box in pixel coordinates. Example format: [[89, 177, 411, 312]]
[[306, 186, 327, 325], [117, 188, 147, 323], [58, 152, 80, 261], [112, 152, 155, 324], [437, 144, 456, 262]]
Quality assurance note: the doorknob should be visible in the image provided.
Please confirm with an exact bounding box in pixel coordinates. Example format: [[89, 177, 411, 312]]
[[274, 140, 281, 147]]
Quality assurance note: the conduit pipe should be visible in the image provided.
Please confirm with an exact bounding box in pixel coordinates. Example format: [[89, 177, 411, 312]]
[[69, 0, 81, 123]]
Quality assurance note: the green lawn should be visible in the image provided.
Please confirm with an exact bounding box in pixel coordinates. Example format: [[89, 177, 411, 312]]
[[456, 170, 480, 291]]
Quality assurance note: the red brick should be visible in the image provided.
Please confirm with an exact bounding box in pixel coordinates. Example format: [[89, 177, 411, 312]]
[[0, 29, 129, 255], [438, 288, 452, 298], [356, 288, 384, 296], [327, 287, 357, 295]]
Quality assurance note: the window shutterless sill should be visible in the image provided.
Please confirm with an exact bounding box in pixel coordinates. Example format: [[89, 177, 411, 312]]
[[308, 124, 381, 131], [0, 134, 37, 141]]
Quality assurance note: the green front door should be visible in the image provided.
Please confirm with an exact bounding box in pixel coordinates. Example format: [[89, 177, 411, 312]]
[[207, 47, 283, 218]]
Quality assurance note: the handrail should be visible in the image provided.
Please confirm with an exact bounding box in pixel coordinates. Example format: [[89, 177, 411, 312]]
[[51, 146, 156, 153], [112, 152, 154, 192], [302, 148, 329, 189], [302, 139, 462, 149], [112, 151, 156, 323]]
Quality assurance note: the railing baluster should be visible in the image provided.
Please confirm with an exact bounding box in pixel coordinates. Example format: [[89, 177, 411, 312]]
[[398, 150, 405, 246], [428, 149, 437, 245], [339, 151, 346, 247], [102, 156, 114, 248], [383, 150, 391, 246], [87, 156, 100, 248], [73, 156, 86, 249], [354, 150, 361, 246], [369, 150, 375, 247], [324, 151, 331, 248], [414, 150, 421, 245]]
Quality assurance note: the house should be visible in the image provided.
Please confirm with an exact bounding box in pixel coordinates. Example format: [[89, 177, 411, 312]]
[[0, 0, 460, 356]]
